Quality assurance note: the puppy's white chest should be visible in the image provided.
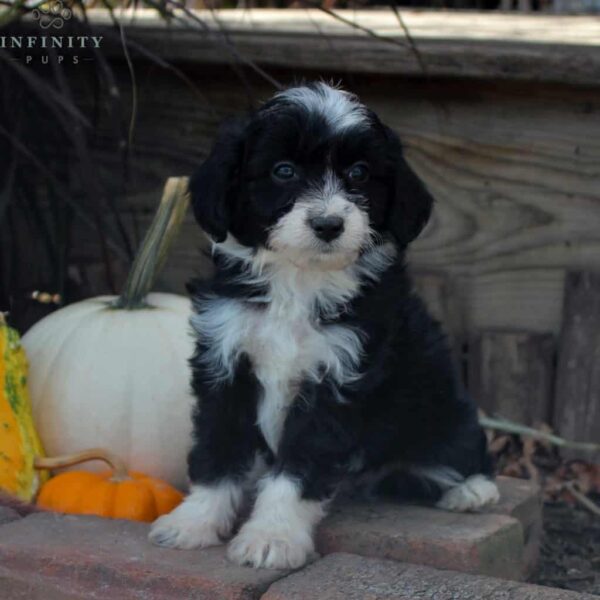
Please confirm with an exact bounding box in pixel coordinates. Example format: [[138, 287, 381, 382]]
[[248, 307, 322, 453], [191, 268, 366, 454]]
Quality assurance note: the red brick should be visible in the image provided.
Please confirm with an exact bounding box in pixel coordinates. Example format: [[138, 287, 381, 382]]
[[315, 476, 541, 581], [0, 571, 85, 600], [261, 553, 596, 600], [494, 477, 543, 577], [0, 513, 287, 600], [317, 501, 524, 579], [0, 478, 541, 598], [495, 477, 541, 519]]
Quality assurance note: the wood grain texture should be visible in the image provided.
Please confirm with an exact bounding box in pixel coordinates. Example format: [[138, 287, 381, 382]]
[[66, 60, 600, 337], [366, 80, 600, 334], [469, 330, 555, 425], [85, 9, 600, 86], [553, 271, 600, 458]]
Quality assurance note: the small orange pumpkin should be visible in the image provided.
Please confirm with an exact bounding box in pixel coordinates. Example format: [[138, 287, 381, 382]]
[[34, 448, 183, 522]]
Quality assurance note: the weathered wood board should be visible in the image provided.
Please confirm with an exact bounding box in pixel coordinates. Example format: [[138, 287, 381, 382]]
[[28, 9, 593, 347], [89, 9, 600, 86], [554, 271, 600, 458], [469, 330, 555, 425], [72, 67, 600, 340]]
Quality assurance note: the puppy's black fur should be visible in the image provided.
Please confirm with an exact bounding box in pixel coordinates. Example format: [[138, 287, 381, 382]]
[[186, 83, 493, 507]]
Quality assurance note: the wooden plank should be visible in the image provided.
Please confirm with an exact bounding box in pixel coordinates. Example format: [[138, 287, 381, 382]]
[[553, 271, 600, 459], [64, 63, 600, 337], [81, 9, 600, 85], [463, 270, 566, 335], [469, 330, 555, 425], [369, 79, 600, 334]]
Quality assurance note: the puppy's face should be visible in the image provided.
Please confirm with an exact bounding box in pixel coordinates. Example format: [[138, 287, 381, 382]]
[[191, 83, 433, 269]]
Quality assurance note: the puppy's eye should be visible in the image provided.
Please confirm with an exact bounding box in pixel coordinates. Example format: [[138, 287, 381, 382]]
[[272, 162, 297, 181], [347, 162, 370, 183]]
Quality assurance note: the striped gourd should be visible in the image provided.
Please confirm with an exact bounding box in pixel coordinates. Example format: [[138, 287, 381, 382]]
[[0, 313, 47, 500]]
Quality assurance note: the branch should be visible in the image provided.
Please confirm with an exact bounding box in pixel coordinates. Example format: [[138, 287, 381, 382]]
[[479, 415, 600, 455], [563, 482, 600, 517], [298, 0, 408, 50], [389, 1, 428, 75]]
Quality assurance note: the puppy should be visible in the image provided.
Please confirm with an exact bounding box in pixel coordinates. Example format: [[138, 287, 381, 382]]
[[149, 82, 498, 569]]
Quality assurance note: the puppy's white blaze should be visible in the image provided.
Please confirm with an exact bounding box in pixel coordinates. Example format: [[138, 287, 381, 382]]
[[268, 172, 371, 269], [277, 83, 368, 133], [227, 475, 325, 569], [436, 475, 500, 512], [149, 481, 242, 549], [303, 169, 344, 207]]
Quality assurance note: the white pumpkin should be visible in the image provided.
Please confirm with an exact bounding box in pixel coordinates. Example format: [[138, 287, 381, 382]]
[[22, 178, 196, 490]]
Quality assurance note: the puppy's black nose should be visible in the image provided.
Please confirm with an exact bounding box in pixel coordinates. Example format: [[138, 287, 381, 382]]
[[310, 216, 345, 242]]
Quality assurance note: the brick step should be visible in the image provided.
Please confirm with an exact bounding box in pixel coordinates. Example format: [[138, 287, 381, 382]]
[[0, 513, 284, 600], [0, 477, 542, 599], [318, 476, 542, 580], [263, 553, 598, 600]]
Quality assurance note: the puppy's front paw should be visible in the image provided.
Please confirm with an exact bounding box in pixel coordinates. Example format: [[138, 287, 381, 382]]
[[227, 525, 314, 569], [149, 507, 222, 550], [436, 475, 500, 512]]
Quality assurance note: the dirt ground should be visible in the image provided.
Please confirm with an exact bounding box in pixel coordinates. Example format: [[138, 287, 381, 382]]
[[533, 502, 600, 595]]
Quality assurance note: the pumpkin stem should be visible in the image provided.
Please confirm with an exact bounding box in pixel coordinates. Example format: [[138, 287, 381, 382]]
[[34, 448, 130, 482], [113, 177, 190, 310]]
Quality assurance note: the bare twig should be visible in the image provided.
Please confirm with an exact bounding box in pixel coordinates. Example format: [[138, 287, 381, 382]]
[[0, 51, 90, 127], [564, 482, 600, 517], [0, 124, 130, 261], [480, 415, 600, 454], [101, 29, 214, 114], [389, 1, 428, 75], [117, 10, 138, 148], [300, 0, 410, 50], [145, 0, 283, 91]]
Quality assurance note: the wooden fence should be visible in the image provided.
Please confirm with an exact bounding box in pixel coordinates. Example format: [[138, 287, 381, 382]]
[[30, 10, 600, 453]]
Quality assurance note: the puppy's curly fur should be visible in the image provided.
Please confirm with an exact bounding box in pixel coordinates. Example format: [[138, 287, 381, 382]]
[[150, 83, 498, 569]]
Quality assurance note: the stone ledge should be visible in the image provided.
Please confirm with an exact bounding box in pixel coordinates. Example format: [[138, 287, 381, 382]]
[[0, 572, 86, 600], [0, 477, 542, 597], [262, 553, 597, 600], [316, 476, 540, 580], [0, 513, 286, 600], [318, 500, 523, 580], [494, 476, 543, 577]]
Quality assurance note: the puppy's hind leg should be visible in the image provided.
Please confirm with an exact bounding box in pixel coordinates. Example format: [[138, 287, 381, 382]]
[[376, 466, 499, 513], [420, 419, 499, 513], [435, 474, 499, 512]]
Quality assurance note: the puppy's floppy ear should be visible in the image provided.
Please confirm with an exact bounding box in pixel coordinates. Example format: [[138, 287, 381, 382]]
[[384, 126, 434, 247], [189, 118, 247, 243]]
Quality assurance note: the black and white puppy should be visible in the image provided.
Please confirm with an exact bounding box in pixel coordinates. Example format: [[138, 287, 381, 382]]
[[149, 82, 498, 569]]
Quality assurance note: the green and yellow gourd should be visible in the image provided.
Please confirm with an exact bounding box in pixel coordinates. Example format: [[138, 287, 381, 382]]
[[0, 313, 48, 500]]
